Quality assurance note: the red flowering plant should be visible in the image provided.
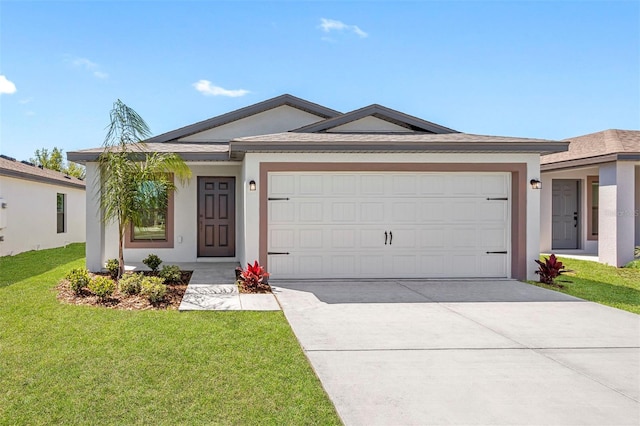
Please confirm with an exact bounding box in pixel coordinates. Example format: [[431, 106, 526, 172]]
[[535, 254, 566, 287], [236, 261, 271, 293]]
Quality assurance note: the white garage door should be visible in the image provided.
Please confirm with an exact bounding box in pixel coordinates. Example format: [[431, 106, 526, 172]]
[[267, 172, 510, 279]]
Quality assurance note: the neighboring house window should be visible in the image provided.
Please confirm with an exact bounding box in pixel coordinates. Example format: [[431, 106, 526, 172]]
[[125, 177, 174, 249], [57, 193, 66, 233], [587, 176, 599, 240]]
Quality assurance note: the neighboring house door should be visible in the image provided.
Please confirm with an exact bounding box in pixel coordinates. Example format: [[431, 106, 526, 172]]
[[198, 177, 235, 257], [267, 172, 510, 279], [552, 179, 579, 249]]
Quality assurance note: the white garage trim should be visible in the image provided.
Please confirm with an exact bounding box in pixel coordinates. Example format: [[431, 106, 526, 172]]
[[259, 163, 528, 280]]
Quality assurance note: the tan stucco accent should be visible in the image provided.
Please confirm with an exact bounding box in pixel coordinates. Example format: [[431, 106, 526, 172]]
[[259, 162, 528, 280]]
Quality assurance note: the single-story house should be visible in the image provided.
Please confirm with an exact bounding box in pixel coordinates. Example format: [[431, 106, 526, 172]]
[[69, 94, 567, 280], [0, 155, 86, 256], [540, 129, 640, 267]]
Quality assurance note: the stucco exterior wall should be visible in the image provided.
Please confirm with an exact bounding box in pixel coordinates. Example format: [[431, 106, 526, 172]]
[[599, 161, 636, 266], [179, 106, 325, 142], [242, 152, 542, 281], [0, 175, 85, 256], [328, 116, 412, 133], [86, 162, 243, 271], [540, 166, 599, 254]]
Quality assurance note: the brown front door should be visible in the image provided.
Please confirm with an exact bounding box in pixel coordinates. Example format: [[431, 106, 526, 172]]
[[198, 177, 235, 257]]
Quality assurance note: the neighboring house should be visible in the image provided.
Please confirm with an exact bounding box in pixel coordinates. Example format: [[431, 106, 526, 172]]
[[69, 94, 567, 280], [0, 155, 86, 256], [540, 129, 640, 267]]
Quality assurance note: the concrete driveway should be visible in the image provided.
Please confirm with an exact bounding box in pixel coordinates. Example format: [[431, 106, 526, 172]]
[[273, 280, 640, 425]]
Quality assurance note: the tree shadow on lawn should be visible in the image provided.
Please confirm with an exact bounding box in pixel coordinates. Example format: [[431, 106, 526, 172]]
[[0, 243, 85, 288]]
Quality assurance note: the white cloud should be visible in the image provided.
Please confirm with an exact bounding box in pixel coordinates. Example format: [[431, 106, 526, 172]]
[[193, 80, 250, 97], [319, 18, 368, 38], [70, 57, 109, 79], [19, 97, 33, 104], [0, 75, 17, 95]]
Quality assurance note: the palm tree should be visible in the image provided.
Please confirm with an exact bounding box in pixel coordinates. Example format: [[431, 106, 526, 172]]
[[98, 100, 191, 278]]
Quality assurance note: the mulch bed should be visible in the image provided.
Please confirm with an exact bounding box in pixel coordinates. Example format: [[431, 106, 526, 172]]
[[56, 271, 192, 311]]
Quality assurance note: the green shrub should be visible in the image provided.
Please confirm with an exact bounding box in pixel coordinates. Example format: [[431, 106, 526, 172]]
[[159, 265, 182, 283], [118, 273, 143, 295], [142, 254, 162, 273], [105, 258, 119, 279], [65, 268, 90, 295], [141, 276, 166, 303], [88, 276, 116, 300], [624, 259, 640, 269]]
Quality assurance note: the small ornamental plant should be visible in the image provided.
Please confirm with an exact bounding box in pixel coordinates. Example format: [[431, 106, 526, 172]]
[[237, 261, 270, 293], [88, 276, 116, 300], [118, 273, 143, 296], [535, 254, 566, 286], [65, 268, 90, 295], [142, 254, 163, 273], [141, 276, 167, 303], [105, 258, 120, 279], [159, 265, 182, 283]]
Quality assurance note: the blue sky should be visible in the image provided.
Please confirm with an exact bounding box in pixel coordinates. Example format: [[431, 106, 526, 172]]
[[1, 1, 638, 162]]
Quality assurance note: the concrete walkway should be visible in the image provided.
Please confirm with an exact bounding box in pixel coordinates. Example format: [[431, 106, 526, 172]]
[[133, 262, 279, 311], [274, 279, 640, 425]]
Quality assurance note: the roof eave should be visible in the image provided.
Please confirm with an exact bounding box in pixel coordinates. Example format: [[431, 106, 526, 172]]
[[541, 153, 640, 171], [230, 141, 569, 154], [67, 151, 231, 163], [0, 169, 86, 189]]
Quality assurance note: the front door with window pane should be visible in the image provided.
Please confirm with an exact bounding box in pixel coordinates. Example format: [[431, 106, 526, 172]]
[[198, 177, 235, 257]]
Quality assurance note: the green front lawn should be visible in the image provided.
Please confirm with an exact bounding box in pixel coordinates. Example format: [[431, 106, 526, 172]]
[[0, 244, 340, 425], [531, 256, 640, 314]]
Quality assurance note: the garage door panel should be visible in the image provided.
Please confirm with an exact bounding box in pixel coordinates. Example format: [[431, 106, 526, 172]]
[[421, 201, 446, 221], [392, 202, 418, 222], [419, 228, 446, 248], [359, 255, 385, 275], [299, 202, 324, 222], [481, 175, 509, 196], [360, 175, 385, 195], [479, 202, 509, 222], [269, 229, 295, 249], [360, 203, 385, 222], [419, 175, 447, 195], [332, 175, 357, 194], [332, 202, 357, 221], [392, 175, 417, 194], [480, 254, 508, 277], [331, 229, 357, 249], [450, 200, 480, 221], [270, 175, 295, 195], [299, 175, 324, 194], [267, 172, 510, 279], [387, 229, 417, 249]]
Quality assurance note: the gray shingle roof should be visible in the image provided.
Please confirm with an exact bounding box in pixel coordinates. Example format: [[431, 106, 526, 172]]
[[0, 156, 85, 189], [68, 143, 230, 162], [229, 132, 567, 154], [541, 129, 640, 168]]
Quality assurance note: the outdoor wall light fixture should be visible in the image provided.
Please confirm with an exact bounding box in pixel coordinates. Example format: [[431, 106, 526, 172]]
[[530, 179, 542, 190], [249, 180, 257, 191]]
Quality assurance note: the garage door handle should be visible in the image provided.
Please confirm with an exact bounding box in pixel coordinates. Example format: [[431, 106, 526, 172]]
[[389, 231, 392, 245], [384, 231, 388, 245], [486, 251, 507, 254], [268, 251, 290, 255]]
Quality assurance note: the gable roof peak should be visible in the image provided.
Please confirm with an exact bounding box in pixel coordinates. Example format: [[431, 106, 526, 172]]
[[292, 103, 458, 134], [146, 93, 342, 143]]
